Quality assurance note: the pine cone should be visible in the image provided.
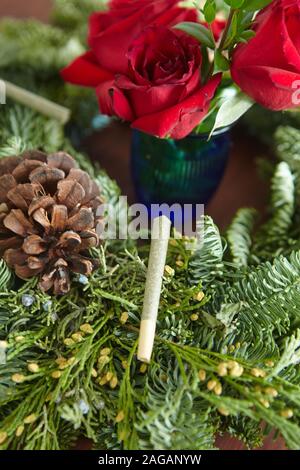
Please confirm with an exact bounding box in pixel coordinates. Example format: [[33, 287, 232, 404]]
[[0, 150, 103, 295]]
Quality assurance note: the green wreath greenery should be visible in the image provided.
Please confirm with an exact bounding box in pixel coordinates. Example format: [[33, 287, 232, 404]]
[[0, 104, 300, 450]]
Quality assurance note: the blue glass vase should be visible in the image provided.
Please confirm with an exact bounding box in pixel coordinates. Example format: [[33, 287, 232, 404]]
[[131, 128, 231, 209]]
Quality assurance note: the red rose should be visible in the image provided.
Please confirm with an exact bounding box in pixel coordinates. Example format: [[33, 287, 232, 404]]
[[96, 26, 221, 139], [231, 0, 300, 110], [61, 0, 198, 84]]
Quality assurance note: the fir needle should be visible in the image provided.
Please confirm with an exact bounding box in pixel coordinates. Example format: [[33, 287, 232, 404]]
[[138, 215, 171, 363], [1, 79, 71, 124]]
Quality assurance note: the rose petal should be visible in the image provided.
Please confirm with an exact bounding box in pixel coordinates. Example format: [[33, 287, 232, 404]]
[[131, 73, 222, 139], [89, 2, 198, 74], [231, 65, 300, 110], [96, 81, 134, 121], [61, 51, 113, 87]]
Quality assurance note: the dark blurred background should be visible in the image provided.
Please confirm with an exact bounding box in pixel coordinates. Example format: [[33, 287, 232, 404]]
[[0, 0, 52, 20]]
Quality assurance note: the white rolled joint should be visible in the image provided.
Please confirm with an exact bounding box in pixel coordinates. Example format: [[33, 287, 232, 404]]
[[2, 79, 71, 124], [137, 215, 171, 363]]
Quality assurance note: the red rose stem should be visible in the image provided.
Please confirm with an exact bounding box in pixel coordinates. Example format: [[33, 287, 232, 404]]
[[2, 79, 71, 124], [138, 215, 171, 363]]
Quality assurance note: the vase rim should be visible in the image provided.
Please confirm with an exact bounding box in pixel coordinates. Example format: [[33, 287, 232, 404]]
[[133, 125, 231, 140], [189, 125, 231, 139]]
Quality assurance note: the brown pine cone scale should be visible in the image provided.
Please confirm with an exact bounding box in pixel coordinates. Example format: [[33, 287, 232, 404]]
[[0, 150, 103, 295]]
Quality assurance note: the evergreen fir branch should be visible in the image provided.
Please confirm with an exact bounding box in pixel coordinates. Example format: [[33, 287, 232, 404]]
[[271, 330, 300, 377], [227, 208, 257, 267], [225, 415, 263, 449], [275, 126, 300, 173], [257, 162, 294, 240], [0, 261, 13, 292], [189, 216, 225, 287], [136, 368, 216, 450], [0, 19, 83, 72], [210, 251, 300, 361]]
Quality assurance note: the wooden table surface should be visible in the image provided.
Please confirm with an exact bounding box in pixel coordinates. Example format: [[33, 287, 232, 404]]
[[0, 0, 287, 451]]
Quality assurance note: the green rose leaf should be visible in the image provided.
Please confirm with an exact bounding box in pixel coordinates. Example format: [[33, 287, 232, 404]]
[[243, 0, 273, 11], [210, 91, 254, 137], [203, 0, 217, 24], [214, 50, 230, 72], [239, 29, 256, 42], [174, 22, 215, 49], [224, 0, 245, 8]]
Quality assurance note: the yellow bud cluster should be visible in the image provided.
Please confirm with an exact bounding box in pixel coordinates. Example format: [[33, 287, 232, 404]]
[[251, 368, 266, 378], [110, 376, 118, 389], [205, 377, 223, 395], [27, 363, 39, 373], [198, 369, 206, 381], [12, 374, 25, 383], [259, 398, 270, 408], [194, 291, 205, 302], [80, 323, 94, 334], [265, 360, 275, 367], [140, 363, 147, 374], [264, 387, 278, 398], [100, 348, 111, 356], [218, 408, 230, 417], [23, 414, 37, 424], [0, 431, 7, 444], [16, 425, 24, 437], [217, 361, 244, 378], [15, 336, 25, 343], [120, 312, 129, 324], [190, 314, 199, 321], [207, 379, 217, 391], [71, 333, 84, 343], [281, 409, 293, 419], [51, 371, 62, 379], [115, 410, 125, 423], [164, 265, 175, 277]]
